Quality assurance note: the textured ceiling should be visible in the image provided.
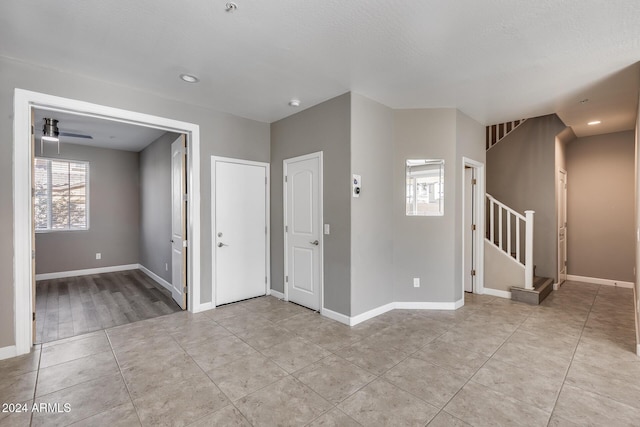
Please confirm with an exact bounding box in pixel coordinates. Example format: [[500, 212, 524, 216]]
[[2, 0, 639, 134]]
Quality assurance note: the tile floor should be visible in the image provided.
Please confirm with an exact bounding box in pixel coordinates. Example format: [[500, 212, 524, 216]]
[[0, 280, 638, 426]]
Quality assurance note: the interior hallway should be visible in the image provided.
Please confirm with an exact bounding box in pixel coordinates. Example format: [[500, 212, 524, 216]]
[[0, 281, 637, 426]]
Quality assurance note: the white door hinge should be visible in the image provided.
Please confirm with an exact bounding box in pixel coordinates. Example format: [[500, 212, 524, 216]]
[[183, 240, 188, 248]]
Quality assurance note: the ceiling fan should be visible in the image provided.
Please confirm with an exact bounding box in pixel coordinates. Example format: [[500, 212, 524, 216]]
[[41, 118, 93, 154]]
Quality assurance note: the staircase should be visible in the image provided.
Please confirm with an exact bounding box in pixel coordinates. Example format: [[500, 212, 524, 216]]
[[486, 119, 527, 150], [486, 194, 552, 305]]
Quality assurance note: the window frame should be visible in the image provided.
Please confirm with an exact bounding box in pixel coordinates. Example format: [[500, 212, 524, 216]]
[[34, 156, 90, 233]]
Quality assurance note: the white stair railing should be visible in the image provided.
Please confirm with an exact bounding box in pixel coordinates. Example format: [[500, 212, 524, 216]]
[[486, 194, 534, 289]]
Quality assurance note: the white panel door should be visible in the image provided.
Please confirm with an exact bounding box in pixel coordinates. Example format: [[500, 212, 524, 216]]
[[213, 158, 268, 306], [558, 170, 568, 284], [171, 135, 187, 309], [464, 167, 474, 293], [284, 153, 322, 311]]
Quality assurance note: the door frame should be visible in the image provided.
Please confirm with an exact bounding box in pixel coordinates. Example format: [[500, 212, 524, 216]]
[[557, 168, 568, 288], [13, 89, 201, 356], [210, 156, 270, 307], [282, 151, 324, 310], [461, 157, 485, 297]]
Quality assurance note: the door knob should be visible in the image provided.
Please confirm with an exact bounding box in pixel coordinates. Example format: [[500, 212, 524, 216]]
[[217, 242, 228, 247], [310, 240, 319, 246]]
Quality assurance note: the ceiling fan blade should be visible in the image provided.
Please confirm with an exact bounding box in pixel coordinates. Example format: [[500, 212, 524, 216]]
[[59, 132, 93, 139]]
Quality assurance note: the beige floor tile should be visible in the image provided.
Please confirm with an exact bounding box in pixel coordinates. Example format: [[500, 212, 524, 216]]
[[293, 355, 376, 404], [133, 376, 229, 427], [275, 311, 334, 334], [169, 322, 232, 349], [307, 408, 362, 427], [338, 379, 439, 427], [0, 347, 40, 380], [187, 405, 251, 426], [427, 411, 473, 427], [333, 337, 408, 375], [32, 374, 130, 427], [297, 323, 364, 352], [0, 400, 32, 427], [0, 371, 37, 406], [114, 337, 186, 371], [546, 414, 583, 426], [444, 381, 549, 427], [565, 359, 640, 410], [185, 336, 258, 372], [471, 358, 563, 412], [553, 384, 640, 426], [383, 357, 467, 408], [260, 336, 331, 373], [414, 340, 489, 379], [207, 353, 288, 401], [121, 351, 205, 400], [366, 323, 440, 353], [68, 401, 140, 426], [216, 312, 272, 334], [203, 303, 251, 322], [234, 377, 332, 427], [234, 324, 296, 351], [36, 350, 119, 397], [39, 333, 111, 368], [436, 325, 513, 357]]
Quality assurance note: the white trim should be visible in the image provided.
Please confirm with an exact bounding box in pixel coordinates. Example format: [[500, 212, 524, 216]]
[[194, 302, 214, 313], [349, 303, 396, 326], [482, 287, 512, 299], [566, 275, 634, 289], [553, 282, 561, 291], [35, 264, 139, 281], [138, 264, 173, 292], [283, 151, 324, 311], [13, 89, 201, 356], [320, 307, 351, 326], [268, 289, 285, 300], [461, 157, 485, 297], [0, 345, 17, 361], [637, 344, 640, 358], [395, 301, 462, 310], [210, 156, 270, 307]]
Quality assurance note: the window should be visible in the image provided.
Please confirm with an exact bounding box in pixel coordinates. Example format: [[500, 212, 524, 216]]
[[406, 159, 444, 216], [34, 158, 89, 232]]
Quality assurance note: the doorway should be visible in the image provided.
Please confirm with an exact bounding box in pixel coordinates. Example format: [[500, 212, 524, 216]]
[[558, 169, 568, 287], [283, 152, 323, 311], [13, 89, 201, 356], [211, 156, 270, 306], [462, 157, 485, 296]]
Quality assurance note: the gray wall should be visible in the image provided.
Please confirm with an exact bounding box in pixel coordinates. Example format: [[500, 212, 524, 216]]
[[1, 56, 269, 347], [350, 93, 394, 316], [453, 110, 487, 300], [393, 109, 458, 302], [486, 114, 567, 281], [35, 143, 140, 274], [140, 132, 180, 283], [566, 131, 635, 282], [270, 93, 352, 316], [635, 90, 640, 350]]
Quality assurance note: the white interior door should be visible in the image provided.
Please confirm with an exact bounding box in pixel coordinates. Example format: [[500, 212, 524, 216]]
[[284, 152, 322, 311], [464, 167, 475, 293], [558, 170, 568, 284], [171, 135, 187, 309], [213, 157, 268, 306]]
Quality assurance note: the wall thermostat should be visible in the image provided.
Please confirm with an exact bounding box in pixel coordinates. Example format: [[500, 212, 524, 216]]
[[353, 174, 361, 198]]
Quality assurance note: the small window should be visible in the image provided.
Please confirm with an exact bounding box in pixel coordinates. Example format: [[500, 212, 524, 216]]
[[34, 158, 89, 232], [406, 159, 444, 216]]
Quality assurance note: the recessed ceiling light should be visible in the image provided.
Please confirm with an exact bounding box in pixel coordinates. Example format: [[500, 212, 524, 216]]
[[587, 120, 601, 126], [179, 74, 199, 83], [288, 99, 301, 107]]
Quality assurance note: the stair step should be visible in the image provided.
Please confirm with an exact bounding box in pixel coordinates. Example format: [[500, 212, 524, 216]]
[[510, 277, 553, 305]]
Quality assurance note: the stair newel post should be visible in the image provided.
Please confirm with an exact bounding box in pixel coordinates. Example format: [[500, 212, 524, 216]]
[[524, 210, 535, 289]]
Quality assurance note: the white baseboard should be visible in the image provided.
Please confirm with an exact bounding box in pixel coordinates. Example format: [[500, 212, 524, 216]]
[[320, 307, 351, 326], [268, 289, 285, 300], [350, 303, 395, 326], [483, 287, 512, 299], [138, 264, 172, 292], [637, 344, 640, 357], [0, 345, 17, 361], [396, 301, 462, 310], [567, 275, 634, 289], [35, 264, 139, 281], [193, 302, 214, 313]]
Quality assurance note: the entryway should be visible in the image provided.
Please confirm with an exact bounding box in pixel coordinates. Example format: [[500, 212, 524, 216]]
[[462, 157, 485, 296]]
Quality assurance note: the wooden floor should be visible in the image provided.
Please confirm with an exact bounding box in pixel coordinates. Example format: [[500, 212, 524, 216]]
[[35, 269, 182, 343]]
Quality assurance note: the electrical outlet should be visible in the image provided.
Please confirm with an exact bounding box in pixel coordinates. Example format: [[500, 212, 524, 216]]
[[96, 253, 101, 260], [413, 277, 420, 288]]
